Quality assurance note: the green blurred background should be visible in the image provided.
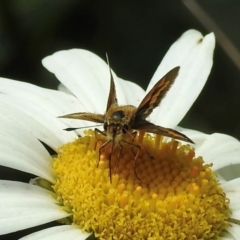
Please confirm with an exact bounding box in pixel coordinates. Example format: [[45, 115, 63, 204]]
[[1, 0, 240, 239]]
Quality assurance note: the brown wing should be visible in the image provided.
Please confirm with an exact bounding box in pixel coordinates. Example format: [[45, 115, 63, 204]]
[[106, 54, 118, 112], [58, 113, 104, 123], [133, 120, 194, 143], [135, 66, 180, 120]]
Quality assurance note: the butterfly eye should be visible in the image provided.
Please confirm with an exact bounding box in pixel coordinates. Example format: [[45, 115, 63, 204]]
[[122, 124, 128, 134], [112, 110, 125, 119]]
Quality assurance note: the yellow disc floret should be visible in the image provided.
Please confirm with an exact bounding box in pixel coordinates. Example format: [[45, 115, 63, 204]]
[[52, 130, 230, 240]]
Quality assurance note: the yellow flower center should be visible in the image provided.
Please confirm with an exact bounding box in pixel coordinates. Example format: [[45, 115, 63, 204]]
[[52, 130, 230, 240]]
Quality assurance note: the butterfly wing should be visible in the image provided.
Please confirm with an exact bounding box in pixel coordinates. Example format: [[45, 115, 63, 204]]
[[58, 113, 104, 123], [106, 68, 118, 111], [134, 66, 180, 121], [106, 55, 118, 112], [133, 120, 194, 143]]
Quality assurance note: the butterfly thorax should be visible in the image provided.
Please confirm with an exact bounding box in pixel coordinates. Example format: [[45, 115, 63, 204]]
[[104, 104, 136, 142]]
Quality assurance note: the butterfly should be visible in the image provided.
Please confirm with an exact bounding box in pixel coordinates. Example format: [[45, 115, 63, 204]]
[[59, 64, 194, 180]]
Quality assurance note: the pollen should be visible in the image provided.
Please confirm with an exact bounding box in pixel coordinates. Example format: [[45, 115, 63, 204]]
[[52, 130, 230, 240]]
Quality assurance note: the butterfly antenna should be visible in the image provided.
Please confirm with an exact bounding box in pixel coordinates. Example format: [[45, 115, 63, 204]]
[[63, 124, 103, 131]]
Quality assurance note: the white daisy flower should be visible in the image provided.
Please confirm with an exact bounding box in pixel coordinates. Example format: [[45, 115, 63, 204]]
[[0, 29, 240, 240]]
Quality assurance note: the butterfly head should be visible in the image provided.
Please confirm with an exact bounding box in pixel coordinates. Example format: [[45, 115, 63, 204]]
[[104, 106, 135, 142]]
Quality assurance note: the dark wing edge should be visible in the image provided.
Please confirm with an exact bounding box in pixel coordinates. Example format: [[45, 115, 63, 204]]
[[135, 66, 180, 120], [133, 120, 194, 144]]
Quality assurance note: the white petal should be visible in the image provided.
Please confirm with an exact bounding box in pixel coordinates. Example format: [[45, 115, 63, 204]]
[[42, 49, 118, 112], [148, 30, 215, 128], [195, 133, 240, 172], [226, 224, 240, 240], [220, 230, 236, 239], [230, 206, 240, 220], [0, 181, 69, 235], [176, 128, 240, 182], [19, 225, 91, 240], [0, 97, 77, 150], [174, 126, 208, 146], [220, 231, 236, 240], [0, 136, 53, 182], [0, 66, 109, 137], [0, 76, 94, 135], [116, 78, 145, 106], [58, 78, 145, 107], [0, 77, 83, 116], [0, 114, 54, 182], [222, 178, 240, 205], [42, 49, 145, 113], [220, 238, 235, 240], [216, 174, 227, 185], [217, 164, 240, 182], [58, 83, 73, 94]]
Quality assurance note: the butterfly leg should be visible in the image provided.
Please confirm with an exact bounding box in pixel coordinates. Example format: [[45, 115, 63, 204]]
[[94, 128, 107, 167], [121, 140, 141, 180], [113, 143, 123, 175], [129, 131, 140, 159], [122, 131, 155, 180], [97, 138, 114, 183], [94, 128, 115, 182]]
